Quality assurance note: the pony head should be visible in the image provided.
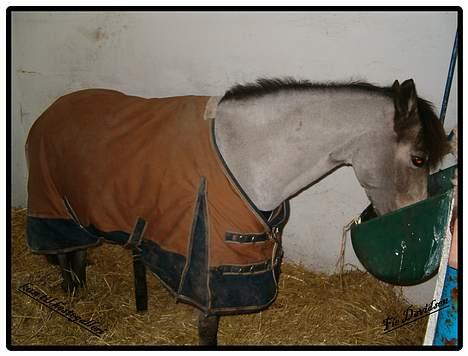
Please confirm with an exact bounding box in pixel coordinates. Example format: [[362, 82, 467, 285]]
[[352, 79, 450, 215]]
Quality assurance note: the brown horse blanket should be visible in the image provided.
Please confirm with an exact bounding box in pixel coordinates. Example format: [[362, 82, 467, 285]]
[[26, 89, 289, 315]]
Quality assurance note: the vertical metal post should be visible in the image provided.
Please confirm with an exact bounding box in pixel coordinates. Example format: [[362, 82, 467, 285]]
[[424, 28, 459, 347], [439, 29, 458, 124]]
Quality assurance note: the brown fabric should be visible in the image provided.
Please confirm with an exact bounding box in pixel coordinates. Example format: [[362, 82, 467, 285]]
[[26, 89, 277, 266]]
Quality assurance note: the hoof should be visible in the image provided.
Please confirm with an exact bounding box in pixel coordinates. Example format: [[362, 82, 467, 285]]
[[60, 279, 86, 294]]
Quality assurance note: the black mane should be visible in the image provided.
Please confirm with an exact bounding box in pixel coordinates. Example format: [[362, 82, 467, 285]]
[[219, 77, 394, 103], [220, 77, 449, 167], [416, 98, 451, 168]]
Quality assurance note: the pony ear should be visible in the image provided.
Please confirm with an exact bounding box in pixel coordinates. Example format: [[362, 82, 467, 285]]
[[392, 80, 401, 114], [400, 78, 418, 114], [392, 78, 419, 135]]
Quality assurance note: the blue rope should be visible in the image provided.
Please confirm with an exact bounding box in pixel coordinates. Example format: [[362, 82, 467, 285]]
[[439, 29, 458, 125]]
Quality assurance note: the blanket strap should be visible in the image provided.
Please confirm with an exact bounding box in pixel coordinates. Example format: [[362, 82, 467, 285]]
[[125, 217, 148, 312], [225, 232, 269, 243], [125, 217, 147, 250]]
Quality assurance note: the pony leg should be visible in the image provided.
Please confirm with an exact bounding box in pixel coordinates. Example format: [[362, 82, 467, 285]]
[[198, 312, 219, 346], [70, 249, 87, 288], [132, 248, 148, 312], [57, 253, 75, 292], [57, 250, 87, 292]]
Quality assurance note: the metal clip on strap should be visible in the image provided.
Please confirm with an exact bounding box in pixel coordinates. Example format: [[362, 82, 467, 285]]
[[268, 226, 281, 244], [125, 217, 148, 251]]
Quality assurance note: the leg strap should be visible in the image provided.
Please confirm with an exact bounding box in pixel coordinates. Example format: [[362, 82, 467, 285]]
[[125, 217, 147, 250], [133, 248, 148, 312], [125, 217, 149, 312]]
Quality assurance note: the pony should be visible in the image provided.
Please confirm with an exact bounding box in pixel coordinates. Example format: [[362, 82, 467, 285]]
[[25, 77, 449, 345]]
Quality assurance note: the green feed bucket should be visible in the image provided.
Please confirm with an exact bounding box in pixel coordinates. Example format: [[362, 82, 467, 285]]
[[351, 165, 456, 286]]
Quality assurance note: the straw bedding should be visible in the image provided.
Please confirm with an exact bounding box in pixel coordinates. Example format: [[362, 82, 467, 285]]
[[11, 208, 427, 346]]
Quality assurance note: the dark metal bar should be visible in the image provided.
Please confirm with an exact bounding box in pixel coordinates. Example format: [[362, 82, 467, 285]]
[[440, 29, 458, 124]]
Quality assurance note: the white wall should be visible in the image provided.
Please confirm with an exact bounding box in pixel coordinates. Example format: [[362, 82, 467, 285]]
[[11, 11, 458, 305]]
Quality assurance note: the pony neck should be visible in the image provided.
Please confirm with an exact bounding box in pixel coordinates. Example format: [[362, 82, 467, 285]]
[[214, 90, 395, 211]]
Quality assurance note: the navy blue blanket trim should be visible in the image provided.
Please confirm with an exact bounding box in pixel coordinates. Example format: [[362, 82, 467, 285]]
[[209, 261, 281, 313], [178, 177, 210, 308], [140, 239, 186, 292], [141, 239, 282, 315], [26, 214, 282, 315], [26, 216, 101, 253]]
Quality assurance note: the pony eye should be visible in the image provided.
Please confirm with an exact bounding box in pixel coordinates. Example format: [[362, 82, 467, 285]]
[[411, 156, 426, 167]]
